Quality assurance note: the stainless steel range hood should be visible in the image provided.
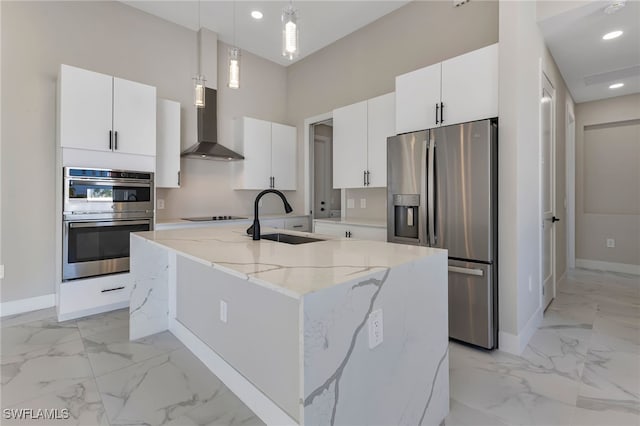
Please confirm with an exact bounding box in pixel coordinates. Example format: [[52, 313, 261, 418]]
[[181, 87, 244, 161]]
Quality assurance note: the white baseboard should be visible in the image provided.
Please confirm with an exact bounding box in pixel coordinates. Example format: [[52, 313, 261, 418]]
[[57, 301, 128, 322], [0, 294, 56, 318], [498, 305, 543, 355], [576, 259, 640, 275], [170, 318, 297, 426]]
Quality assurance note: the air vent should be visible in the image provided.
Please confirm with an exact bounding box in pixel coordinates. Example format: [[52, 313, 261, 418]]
[[583, 65, 640, 86], [453, 0, 470, 7]]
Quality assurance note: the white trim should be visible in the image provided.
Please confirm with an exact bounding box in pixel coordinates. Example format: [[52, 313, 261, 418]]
[[303, 112, 333, 217], [0, 294, 56, 318], [170, 319, 298, 426], [576, 259, 640, 276], [566, 102, 576, 269], [57, 301, 128, 322], [498, 305, 543, 355]]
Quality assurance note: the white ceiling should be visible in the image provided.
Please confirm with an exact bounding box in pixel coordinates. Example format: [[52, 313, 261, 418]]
[[539, 0, 640, 103], [122, 1, 410, 67]]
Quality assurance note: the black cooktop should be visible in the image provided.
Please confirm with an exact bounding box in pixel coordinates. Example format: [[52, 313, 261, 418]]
[[182, 216, 248, 222]]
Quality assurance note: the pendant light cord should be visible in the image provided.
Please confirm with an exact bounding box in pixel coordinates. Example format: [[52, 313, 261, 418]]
[[197, 0, 201, 76], [233, 1, 236, 48]]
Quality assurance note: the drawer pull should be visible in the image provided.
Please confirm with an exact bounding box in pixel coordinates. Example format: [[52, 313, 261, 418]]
[[448, 266, 484, 277], [101, 286, 125, 293], [292, 225, 303, 228]]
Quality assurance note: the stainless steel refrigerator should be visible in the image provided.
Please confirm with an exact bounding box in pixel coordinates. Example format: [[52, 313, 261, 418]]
[[387, 118, 498, 349]]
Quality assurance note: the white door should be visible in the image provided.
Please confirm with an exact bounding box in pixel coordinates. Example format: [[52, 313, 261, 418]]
[[395, 63, 441, 133], [441, 43, 498, 126], [113, 77, 156, 156], [367, 92, 394, 187], [333, 101, 367, 188], [541, 73, 556, 309], [271, 123, 297, 190], [59, 65, 113, 152]]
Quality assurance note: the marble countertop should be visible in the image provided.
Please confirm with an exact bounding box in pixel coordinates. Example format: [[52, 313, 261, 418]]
[[133, 225, 442, 298], [313, 217, 387, 228]]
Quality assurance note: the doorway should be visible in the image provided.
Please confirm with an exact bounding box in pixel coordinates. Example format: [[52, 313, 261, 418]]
[[312, 120, 340, 219], [541, 72, 557, 310]]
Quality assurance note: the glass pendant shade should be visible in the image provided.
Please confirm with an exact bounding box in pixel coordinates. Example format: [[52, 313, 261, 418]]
[[228, 47, 240, 89], [281, 4, 299, 60], [194, 74, 206, 107]]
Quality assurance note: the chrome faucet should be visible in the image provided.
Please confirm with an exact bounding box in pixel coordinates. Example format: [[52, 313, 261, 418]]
[[247, 189, 293, 240]]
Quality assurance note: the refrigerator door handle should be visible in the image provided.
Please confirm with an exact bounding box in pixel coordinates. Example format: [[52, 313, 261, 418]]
[[427, 138, 436, 246], [448, 265, 485, 277]]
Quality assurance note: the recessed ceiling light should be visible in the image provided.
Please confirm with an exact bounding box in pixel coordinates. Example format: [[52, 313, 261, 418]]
[[602, 30, 623, 40], [604, 0, 626, 15], [251, 10, 263, 20], [609, 83, 624, 89]]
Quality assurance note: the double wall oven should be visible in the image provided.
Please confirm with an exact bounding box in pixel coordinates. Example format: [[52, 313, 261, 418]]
[[63, 167, 154, 281]]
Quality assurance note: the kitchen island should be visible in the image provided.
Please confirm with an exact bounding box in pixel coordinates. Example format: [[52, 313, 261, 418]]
[[129, 225, 449, 426]]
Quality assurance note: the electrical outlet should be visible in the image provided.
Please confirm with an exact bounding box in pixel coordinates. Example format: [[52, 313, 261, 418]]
[[220, 300, 228, 323], [347, 198, 355, 209], [528, 275, 532, 292], [368, 309, 383, 349], [606, 238, 615, 248], [0, 265, 4, 280], [157, 199, 165, 210], [360, 198, 366, 209]]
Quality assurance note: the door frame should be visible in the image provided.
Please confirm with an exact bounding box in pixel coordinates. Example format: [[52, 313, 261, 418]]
[[566, 102, 576, 269], [540, 69, 557, 309], [304, 112, 333, 218]]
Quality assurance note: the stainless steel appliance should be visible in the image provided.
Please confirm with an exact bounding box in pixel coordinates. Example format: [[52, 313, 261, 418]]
[[63, 167, 154, 281], [387, 118, 498, 349]]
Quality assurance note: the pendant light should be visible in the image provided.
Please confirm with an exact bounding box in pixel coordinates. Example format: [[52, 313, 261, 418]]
[[228, 1, 240, 89], [194, 0, 206, 107], [281, 0, 299, 60]]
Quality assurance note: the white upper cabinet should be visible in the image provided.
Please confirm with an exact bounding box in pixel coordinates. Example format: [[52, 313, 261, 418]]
[[441, 43, 499, 126], [395, 63, 441, 134], [235, 117, 297, 191], [59, 65, 113, 152], [333, 93, 395, 189], [156, 99, 181, 188], [395, 43, 498, 132], [367, 92, 395, 188], [333, 101, 368, 189], [112, 77, 156, 156], [58, 64, 156, 157], [271, 122, 297, 191]]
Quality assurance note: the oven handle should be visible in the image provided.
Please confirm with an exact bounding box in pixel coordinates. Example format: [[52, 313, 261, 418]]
[[68, 220, 151, 229], [67, 180, 151, 188]]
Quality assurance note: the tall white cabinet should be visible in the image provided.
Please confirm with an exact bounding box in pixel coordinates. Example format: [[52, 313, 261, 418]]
[[395, 43, 498, 133], [333, 92, 395, 188], [234, 117, 297, 191], [58, 64, 156, 157], [156, 99, 181, 188]]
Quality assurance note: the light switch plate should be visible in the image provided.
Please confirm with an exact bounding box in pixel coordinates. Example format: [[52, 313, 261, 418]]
[[220, 300, 228, 323], [368, 309, 383, 349], [360, 198, 366, 209], [347, 199, 355, 209], [606, 238, 615, 248], [157, 199, 165, 210], [0, 265, 4, 280]]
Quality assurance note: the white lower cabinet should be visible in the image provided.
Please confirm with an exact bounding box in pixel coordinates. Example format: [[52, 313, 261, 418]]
[[284, 216, 310, 232], [313, 221, 387, 242], [58, 274, 132, 321]]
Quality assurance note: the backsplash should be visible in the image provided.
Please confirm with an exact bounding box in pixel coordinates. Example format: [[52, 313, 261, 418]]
[[344, 187, 387, 221]]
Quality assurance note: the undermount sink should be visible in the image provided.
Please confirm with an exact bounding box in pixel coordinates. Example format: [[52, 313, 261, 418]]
[[260, 233, 324, 245]]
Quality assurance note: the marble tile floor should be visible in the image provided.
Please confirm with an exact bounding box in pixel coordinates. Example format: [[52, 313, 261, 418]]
[[1, 268, 637, 425]]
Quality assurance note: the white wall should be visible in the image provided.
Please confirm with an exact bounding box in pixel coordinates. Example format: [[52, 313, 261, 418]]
[[0, 1, 288, 303], [575, 94, 640, 270]]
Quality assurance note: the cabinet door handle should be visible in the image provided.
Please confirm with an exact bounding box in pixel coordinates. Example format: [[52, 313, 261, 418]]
[[177, 171, 181, 186], [366, 171, 370, 186], [440, 102, 444, 124], [435, 103, 439, 125], [293, 224, 303, 228], [101, 286, 125, 293], [363, 171, 366, 186], [109, 130, 113, 150], [345, 231, 348, 237], [114, 131, 118, 150]]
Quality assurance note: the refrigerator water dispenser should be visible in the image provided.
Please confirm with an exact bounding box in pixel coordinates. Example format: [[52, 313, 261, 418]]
[[393, 194, 420, 239]]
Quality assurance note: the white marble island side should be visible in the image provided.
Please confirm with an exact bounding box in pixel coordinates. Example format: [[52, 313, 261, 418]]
[[130, 225, 449, 426]]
